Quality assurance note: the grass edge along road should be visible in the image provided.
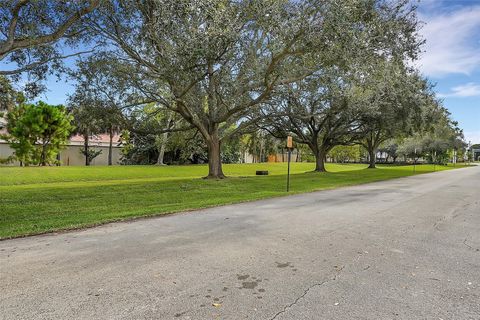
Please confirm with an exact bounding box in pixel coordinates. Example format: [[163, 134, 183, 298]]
[[0, 163, 466, 239]]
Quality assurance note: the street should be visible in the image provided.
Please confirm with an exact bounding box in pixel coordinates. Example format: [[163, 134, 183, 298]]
[[1, 166, 479, 319]]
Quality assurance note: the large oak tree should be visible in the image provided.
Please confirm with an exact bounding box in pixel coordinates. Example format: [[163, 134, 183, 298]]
[[86, 0, 355, 178], [355, 62, 434, 168], [257, 0, 423, 172], [259, 71, 364, 172]]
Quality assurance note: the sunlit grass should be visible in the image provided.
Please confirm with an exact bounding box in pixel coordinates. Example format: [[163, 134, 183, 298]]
[[0, 162, 465, 239]]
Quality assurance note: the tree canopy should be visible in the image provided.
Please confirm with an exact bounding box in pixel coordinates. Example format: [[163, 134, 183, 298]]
[[0, 0, 468, 171]]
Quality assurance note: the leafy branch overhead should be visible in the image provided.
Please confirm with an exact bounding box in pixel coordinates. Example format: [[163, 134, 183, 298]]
[[0, 0, 100, 94]]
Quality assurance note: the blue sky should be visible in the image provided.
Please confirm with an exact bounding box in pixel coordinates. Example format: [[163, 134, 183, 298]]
[[416, 0, 480, 144], [4, 0, 480, 144]]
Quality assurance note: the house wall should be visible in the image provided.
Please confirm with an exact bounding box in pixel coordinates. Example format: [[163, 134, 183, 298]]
[[59, 146, 122, 166], [267, 151, 301, 163], [0, 143, 19, 165], [0, 143, 122, 166], [241, 152, 254, 163], [473, 148, 480, 161]]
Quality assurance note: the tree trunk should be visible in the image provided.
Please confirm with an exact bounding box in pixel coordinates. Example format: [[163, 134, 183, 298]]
[[108, 128, 113, 166], [156, 131, 168, 165], [84, 134, 90, 166], [205, 131, 225, 179], [314, 152, 326, 172], [364, 131, 382, 169], [313, 146, 327, 172], [368, 147, 376, 169], [40, 142, 47, 166], [157, 113, 173, 165]]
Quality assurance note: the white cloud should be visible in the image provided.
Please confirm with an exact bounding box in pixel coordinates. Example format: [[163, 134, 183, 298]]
[[438, 82, 480, 98], [417, 6, 480, 77], [464, 131, 480, 144]]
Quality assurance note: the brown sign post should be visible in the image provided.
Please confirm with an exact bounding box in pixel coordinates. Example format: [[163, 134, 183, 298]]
[[286, 136, 293, 192], [287, 136, 293, 149]]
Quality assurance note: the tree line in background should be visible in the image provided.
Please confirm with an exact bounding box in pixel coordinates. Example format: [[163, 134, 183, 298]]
[[0, 0, 470, 175]]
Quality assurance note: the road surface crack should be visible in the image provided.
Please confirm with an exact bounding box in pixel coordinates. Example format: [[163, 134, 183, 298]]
[[269, 265, 347, 320], [269, 248, 377, 320], [433, 202, 468, 231], [269, 279, 330, 320], [463, 239, 479, 252]]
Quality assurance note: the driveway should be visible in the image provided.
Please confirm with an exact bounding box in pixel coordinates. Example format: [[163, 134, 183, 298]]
[[1, 166, 479, 319]]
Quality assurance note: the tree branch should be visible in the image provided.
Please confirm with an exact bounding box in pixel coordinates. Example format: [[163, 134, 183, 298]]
[[0, 49, 95, 75], [0, 0, 100, 59]]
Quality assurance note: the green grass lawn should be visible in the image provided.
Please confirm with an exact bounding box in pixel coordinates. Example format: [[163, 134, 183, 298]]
[[0, 162, 466, 239]]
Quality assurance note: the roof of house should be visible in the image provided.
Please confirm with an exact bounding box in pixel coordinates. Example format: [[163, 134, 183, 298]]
[[0, 129, 122, 148], [69, 133, 122, 146]]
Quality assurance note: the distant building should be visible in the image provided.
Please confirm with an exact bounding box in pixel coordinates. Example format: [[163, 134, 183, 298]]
[[267, 149, 303, 163], [0, 129, 122, 166], [471, 144, 480, 161]]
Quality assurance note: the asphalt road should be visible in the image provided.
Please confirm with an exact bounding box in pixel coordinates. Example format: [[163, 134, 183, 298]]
[[1, 166, 479, 320]]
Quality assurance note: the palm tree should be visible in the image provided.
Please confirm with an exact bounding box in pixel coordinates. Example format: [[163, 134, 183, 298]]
[[99, 105, 125, 165], [70, 104, 102, 166]]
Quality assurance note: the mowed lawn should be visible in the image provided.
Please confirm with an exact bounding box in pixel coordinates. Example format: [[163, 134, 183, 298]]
[[0, 162, 463, 239]]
